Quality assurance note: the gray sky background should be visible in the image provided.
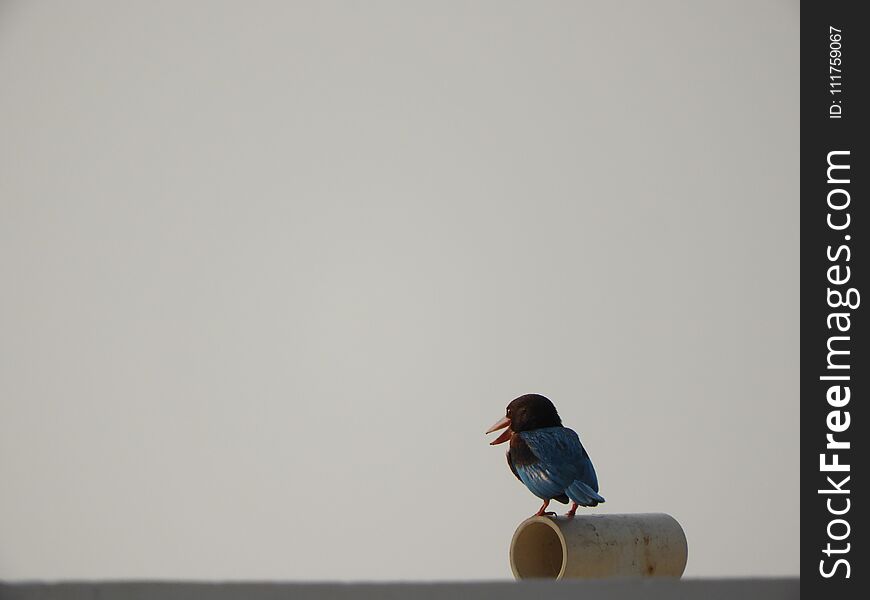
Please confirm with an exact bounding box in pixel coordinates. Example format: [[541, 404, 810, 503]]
[[0, 0, 798, 581]]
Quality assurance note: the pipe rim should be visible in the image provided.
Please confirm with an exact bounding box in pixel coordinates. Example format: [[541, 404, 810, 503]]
[[509, 516, 568, 580]]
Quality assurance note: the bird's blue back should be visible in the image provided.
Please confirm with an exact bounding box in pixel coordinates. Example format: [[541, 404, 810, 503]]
[[513, 427, 604, 506]]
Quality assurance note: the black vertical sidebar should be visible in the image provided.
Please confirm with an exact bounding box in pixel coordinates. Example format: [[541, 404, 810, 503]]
[[802, 1, 867, 597]]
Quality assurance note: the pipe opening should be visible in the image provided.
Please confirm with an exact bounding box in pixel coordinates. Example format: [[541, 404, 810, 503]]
[[511, 520, 565, 579]]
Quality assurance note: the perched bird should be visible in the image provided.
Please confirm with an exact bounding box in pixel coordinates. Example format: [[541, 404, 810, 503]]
[[486, 393, 605, 517]]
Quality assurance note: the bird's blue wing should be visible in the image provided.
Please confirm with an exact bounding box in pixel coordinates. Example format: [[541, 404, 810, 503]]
[[515, 427, 605, 506]]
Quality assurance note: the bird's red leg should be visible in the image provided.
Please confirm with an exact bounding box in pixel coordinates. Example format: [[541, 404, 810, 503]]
[[566, 502, 579, 517], [534, 500, 555, 517]]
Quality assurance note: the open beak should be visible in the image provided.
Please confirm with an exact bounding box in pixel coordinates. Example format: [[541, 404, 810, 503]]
[[486, 416, 512, 445]]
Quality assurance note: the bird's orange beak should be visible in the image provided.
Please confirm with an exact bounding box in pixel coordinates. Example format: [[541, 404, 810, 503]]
[[486, 416, 512, 445]]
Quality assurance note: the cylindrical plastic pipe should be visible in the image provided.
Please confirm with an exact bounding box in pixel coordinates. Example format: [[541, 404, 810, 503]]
[[509, 513, 688, 580]]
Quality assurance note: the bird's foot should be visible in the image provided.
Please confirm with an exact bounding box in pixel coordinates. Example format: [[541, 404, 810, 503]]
[[565, 502, 579, 518], [533, 500, 554, 517]]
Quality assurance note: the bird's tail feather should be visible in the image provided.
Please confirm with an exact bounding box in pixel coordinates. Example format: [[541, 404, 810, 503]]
[[567, 480, 606, 506]]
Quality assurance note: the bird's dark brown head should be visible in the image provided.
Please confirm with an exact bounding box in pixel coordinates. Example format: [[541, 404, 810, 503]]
[[486, 393, 563, 445], [506, 394, 562, 431]]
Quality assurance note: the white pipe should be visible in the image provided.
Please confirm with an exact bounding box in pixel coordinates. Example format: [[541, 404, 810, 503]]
[[509, 513, 688, 580]]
